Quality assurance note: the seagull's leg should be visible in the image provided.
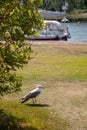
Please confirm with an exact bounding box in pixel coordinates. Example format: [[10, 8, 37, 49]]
[[35, 98, 38, 104], [35, 98, 37, 103], [32, 98, 35, 104], [32, 98, 38, 104]]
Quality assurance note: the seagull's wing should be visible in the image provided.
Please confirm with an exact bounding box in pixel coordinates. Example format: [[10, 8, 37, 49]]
[[29, 90, 41, 98]]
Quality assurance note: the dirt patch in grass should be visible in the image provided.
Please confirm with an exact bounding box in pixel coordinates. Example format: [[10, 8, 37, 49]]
[[41, 81, 87, 128]]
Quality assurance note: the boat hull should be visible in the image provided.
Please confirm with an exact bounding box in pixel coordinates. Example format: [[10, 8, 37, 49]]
[[26, 35, 67, 41]]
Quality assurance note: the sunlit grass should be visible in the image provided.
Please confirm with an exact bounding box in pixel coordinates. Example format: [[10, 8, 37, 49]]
[[0, 100, 70, 130], [18, 50, 87, 82]]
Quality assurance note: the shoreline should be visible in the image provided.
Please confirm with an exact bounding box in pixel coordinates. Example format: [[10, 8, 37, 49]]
[[68, 18, 87, 22], [27, 40, 87, 45]]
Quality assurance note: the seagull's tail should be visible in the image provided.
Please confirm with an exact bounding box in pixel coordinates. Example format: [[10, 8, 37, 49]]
[[20, 97, 30, 103], [21, 99, 26, 103]]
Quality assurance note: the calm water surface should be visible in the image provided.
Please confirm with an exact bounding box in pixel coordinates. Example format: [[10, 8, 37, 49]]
[[68, 22, 87, 42]]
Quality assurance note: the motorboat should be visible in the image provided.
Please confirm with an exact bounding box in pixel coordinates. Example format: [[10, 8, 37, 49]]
[[25, 20, 71, 41], [25, 1, 71, 41]]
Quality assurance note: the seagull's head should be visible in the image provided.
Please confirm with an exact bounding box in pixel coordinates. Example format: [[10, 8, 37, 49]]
[[37, 84, 44, 89]]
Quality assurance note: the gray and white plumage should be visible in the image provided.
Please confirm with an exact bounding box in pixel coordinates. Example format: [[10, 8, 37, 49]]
[[21, 85, 43, 103]]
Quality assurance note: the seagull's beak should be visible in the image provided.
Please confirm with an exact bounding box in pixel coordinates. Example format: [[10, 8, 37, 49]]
[[42, 86, 44, 89]]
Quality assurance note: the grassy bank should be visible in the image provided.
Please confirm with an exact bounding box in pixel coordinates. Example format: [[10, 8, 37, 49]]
[[67, 11, 87, 22], [0, 41, 87, 130]]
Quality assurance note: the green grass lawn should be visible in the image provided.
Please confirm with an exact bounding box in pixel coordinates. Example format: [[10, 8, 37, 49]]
[[0, 42, 87, 130], [19, 43, 87, 82]]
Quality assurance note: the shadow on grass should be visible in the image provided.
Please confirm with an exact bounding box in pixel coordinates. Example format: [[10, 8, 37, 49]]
[[26, 103, 49, 107], [0, 109, 38, 130]]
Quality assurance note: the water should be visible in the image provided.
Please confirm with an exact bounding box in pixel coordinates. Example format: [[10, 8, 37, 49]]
[[68, 22, 87, 42]]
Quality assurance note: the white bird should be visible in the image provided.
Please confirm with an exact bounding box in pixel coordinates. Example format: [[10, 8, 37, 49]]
[[21, 85, 43, 104]]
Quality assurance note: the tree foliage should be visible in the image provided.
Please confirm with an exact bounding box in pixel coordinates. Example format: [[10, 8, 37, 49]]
[[42, 0, 87, 12], [0, 0, 43, 96]]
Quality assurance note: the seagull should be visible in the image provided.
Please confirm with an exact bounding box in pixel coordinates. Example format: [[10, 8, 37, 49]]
[[21, 85, 43, 104]]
